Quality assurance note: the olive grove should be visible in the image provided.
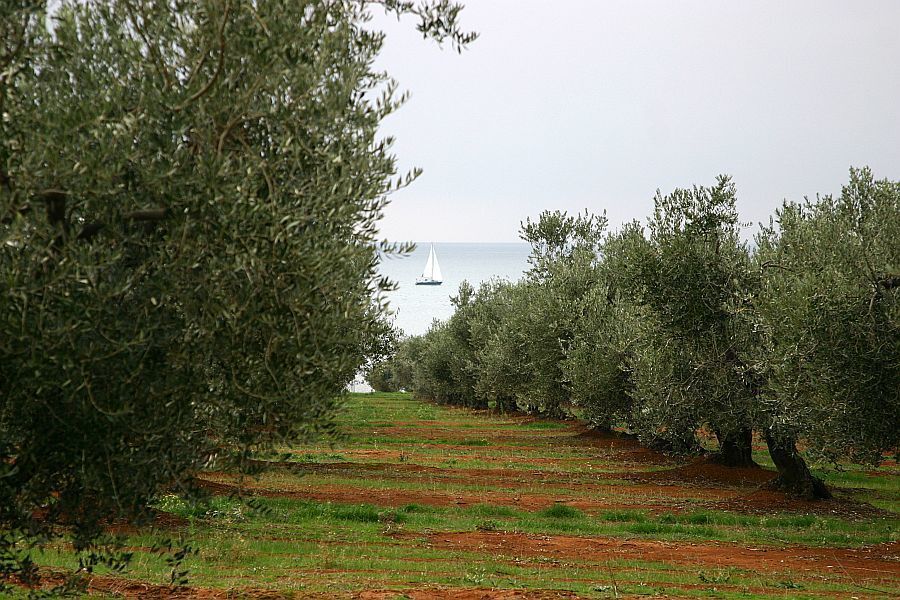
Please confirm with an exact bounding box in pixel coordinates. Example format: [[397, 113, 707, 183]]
[[390, 169, 899, 500]]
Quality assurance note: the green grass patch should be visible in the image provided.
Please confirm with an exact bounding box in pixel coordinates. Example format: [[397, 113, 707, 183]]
[[155, 493, 247, 522], [467, 503, 518, 518], [539, 504, 583, 519], [521, 421, 571, 430], [17, 392, 900, 600], [602, 509, 648, 523]]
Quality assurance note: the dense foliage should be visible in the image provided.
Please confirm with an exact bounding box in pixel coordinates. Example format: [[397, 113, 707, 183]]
[[754, 170, 900, 466], [0, 0, 473, 587], [390, 168, 899, 499], [626, 177, 758, 461]]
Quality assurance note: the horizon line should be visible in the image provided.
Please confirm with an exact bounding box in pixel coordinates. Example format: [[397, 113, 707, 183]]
[[386, 240, 528, 245]]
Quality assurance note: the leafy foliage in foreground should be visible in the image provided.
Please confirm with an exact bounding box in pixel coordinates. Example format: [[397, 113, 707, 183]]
[[0, 0, 474, 587], [386, 168, 899, 499]]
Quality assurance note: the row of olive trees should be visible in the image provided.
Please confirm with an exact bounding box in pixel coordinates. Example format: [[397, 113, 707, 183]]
[[382, 169, 898, 499], [0, 0, 473, 588]]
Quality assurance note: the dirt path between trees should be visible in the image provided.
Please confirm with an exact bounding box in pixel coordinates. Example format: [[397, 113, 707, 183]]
[[410, 531, 900, 582]]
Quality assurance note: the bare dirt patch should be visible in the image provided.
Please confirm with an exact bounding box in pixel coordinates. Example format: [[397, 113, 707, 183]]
[[86, 576, 227, 599], [710, 488, 894, 520], [357, 589, 582, 599], [251, 459, 633, 489], [376, 425, 550, 442], [77, 579, 585, 599], [413, 531, 900, 583], [4, 571, 274, 600], [323, 449, 407, 461], [626, 458, 777, 487], [567, 428, 677, 467], [102, 510, 190, 536], [196, 476, 716, 512], [614, 458, 891, 519], [231, 456, 744, 508]]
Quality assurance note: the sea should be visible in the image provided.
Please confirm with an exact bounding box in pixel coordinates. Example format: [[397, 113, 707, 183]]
[[377, 242, 532, 337]]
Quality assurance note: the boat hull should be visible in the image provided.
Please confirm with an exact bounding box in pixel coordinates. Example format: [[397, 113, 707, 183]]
[[415, 280, 442, 286]]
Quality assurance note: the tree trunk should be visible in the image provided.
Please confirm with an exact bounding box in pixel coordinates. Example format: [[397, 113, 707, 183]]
[[648, 432, 703, 455], [764, 430, 831, 499], [588, 422, 614, 434], [494, 396, 519, 415], [496, 396, 518, 414], [713, 427, 757, 467], [542, 404, 567, 420]]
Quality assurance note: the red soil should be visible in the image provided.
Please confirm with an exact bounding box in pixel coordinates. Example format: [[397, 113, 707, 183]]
[[710, 488, 892, 519], [205, 452, 892, 520], [256, 459, 636, 487], [196, 476, 711, 512], [376, 425, 554, 442], [374, 421, 674, 466], [5, 572, 240, 600], [627, 458, 777, 487], [622, 458, 892, 519], [570, 428, 676, 465], [202, 450, 890, 519], [105, 510, 190, 535], [357, 590, 581, 599], [413, 531, 900, 584]]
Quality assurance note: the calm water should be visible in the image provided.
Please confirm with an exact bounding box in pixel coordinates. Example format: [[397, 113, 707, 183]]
[[378, 242, 531, 336]]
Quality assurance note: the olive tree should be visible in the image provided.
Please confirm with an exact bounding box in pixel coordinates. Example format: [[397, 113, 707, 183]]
[[466, 279, 523, 412], [412, 282, 484, 407], [564, 222, 648, 432], [0, 0, 474, 581], [380, 334, 422, 392], [513, 210, 606, 417], [753, 168, 899, 496], [411, 321, 458, 403], [368, 364, 399, 392], [623, 177, 758, 462]]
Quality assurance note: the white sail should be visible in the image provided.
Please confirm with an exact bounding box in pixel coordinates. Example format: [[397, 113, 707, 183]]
[[417, 244, 443, 284], [430, 246, 442, 282], [422, 245, 435, 279]]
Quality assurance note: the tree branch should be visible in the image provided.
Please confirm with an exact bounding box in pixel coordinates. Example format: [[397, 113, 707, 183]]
[[76, 222, 105, 241], [125, 208, 169, 222], [759, 260, 793, 272], [877, 274, 899, 290], [1, 204, 30, 224], [40, 188, 69, 232], [124, 1, 172, 89], [174, 0, 230, 111], [6, 189, 167, 241]]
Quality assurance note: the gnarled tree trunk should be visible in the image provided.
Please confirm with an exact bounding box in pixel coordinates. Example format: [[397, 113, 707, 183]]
[[495, 396, 519, 414], [713, 426, 757, 467], [764, 430, 831, 499]]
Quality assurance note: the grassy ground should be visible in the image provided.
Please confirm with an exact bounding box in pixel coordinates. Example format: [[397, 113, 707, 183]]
[[22, 392, 900, 598]]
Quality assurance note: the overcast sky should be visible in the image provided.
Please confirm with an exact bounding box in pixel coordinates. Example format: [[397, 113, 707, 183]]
[[372, 0, 900, 243]]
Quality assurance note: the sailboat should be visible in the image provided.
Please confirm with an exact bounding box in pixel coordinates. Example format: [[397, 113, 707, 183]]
[[415, 243, 443, 285]]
